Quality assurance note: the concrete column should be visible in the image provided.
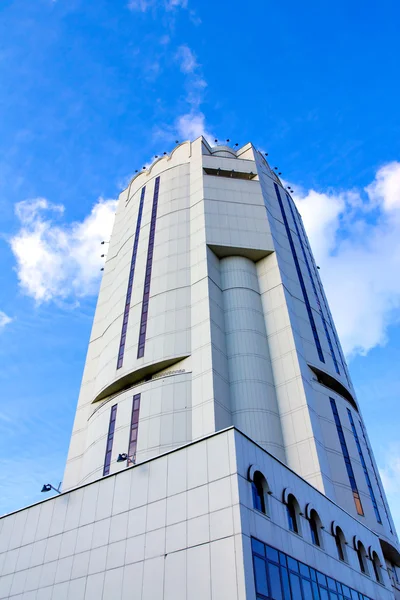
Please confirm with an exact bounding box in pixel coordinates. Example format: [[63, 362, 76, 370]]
[[221, 256, 285, 462]]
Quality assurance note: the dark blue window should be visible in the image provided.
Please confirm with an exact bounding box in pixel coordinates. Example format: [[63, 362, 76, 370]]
[[330, 399, 364, 516], [273, 183, 324, 364], [127, 394, 141, 465], [251, 538, 374, 600], [358, 419, 393, 534], [347, 410, 381, 523], [294, 205, 351, 385], [117, 186, 146, 369], [103, 404, 117, 476], [137, 177, 160, 359], [286, 194, 340, 375]]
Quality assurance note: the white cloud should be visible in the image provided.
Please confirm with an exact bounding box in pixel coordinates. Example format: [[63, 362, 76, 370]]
[[127, 0, 153, 11], [176, 112, 214, 143], [292, 161, 400, 358], [10, 197, 117, 303], [176, 45, 197, 74], [128, 0, 188, 11], [0, 311, 12, 329]]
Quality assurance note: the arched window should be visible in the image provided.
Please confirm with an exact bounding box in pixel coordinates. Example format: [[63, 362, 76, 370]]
[[371, 552, 382, 583], [286, 494, 300, 534], [309, 509, 322, 547], [333, 526, 347, 562], [251, 471, 268, 515], [356, 541, 369, 575]]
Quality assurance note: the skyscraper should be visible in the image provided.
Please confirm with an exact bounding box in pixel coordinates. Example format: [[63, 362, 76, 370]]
[[1, 137, 399, 600]]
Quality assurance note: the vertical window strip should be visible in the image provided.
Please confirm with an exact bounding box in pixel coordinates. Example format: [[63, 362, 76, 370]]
[[330, 398, 364, 516], [274, 183, 325, 363], [286, 194, 340, 374], [359, 419, 393, 534], [103, 404, 118, 476], [347, 409, 382, 523], [127, 393, 141, 464], [295, 206, 351, 386], [137, 177, 160, 358], [117, 186, 146, 369]]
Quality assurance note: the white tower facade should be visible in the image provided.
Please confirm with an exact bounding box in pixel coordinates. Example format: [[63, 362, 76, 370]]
[[1, 137, 399, 600]]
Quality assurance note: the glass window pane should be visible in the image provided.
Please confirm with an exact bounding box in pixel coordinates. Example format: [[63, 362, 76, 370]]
[[312, 581, 320, 600], [317, 572, 327, 587], [268, 563, 283, 600], [266, 547, 279, 563], [254, 557, 268, 596], [319, 589, 329, 600], [289, 573, 303, 599], [327, 578, 337, 591], [288, 557, 299, 572], [279, 553, 287, 567], [329, 594, 338, 600], [341, 585, 350, 598], [252, 539, 265, 556], [300, 563, 310, 578], [302, 579, 314, 600], [281, 568, 291, 600]]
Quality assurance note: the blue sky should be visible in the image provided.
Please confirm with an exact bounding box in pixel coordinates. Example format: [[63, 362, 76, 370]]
[[1, 0, 400, 527]]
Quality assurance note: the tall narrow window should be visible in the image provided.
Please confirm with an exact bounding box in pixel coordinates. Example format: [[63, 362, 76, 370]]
[[372, 552, 382, 583], [309, 510, 321, 547], [286, 495, 299, 534], [103, 404, 117, 476], [274, 183, 325, 364], [137, 177, 160, 358], [127, 393, 141, 464], [356, 542, 369, 575], [117, 186, 146, 369], [286, 194, 340, 375], [334, 528, 346, 562], [330, 398, 364, 516], [359, 419, 393, 534], [251, 471, 267, 515], [347, 410, 381, 524], [295, 208, 350, 384]]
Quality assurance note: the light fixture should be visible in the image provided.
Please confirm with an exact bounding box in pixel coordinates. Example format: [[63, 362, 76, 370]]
[[226, 139, 230, 142], [278, 172, 282, 175], [135, 170, 138, 173], [274, 167, 278, 170], [214, 139, 218, 143], [41, 482, 61, 494], [175, 140, 179, 144], [265, 152, 268, 156], [100, 268, 104, 271], [101, 254, 105, 258], [234, 143, 238, 147], [155, 155, 158, 158], [163, 152, 167, 155], [117, 453, 136, 465], [142, 166, 146, 170], [101, 241, 109, 245], [317, 266, 321, 270]]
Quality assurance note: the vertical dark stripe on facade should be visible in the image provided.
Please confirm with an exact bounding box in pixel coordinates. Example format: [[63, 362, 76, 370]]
[[330, 398, 364, 516], [295, 207, 351, 385], [286, 195, 340, 375], [359, 419, 393, 533], [273, 183, 325, 363], [103, 404, 118, 476], [117, 186, 146, 369], [347, 409, 381, 523], [137, 176, 160, 358], [127, 394, 141, 464]]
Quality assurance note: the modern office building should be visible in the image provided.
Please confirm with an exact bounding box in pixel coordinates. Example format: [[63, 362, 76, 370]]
[[0, 137, 399, 600]]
